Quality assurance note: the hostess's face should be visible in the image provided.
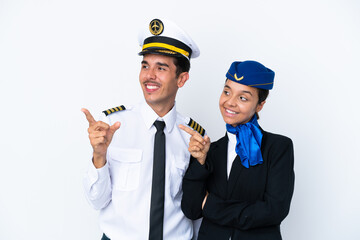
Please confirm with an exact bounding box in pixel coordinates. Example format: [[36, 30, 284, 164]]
[[139, 54, 188, 115], [219, 79, 265, 127]]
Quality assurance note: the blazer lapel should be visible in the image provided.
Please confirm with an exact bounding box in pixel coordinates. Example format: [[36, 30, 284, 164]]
[[212, 135, 229, 197], [227, 155, 243, 198]]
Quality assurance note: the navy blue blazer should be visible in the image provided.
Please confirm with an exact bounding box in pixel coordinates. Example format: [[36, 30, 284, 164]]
[[181, 130, 295, 240]]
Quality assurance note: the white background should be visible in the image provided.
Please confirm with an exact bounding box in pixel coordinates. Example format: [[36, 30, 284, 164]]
[[1, 0, 359, 239]]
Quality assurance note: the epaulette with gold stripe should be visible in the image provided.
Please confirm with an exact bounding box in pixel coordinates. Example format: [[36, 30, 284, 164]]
[[103, 105, 126, 116], [188, 118, 205, 136]]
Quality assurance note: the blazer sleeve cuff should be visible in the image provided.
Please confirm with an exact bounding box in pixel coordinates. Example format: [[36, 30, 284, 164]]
[[184, 156, 211, 180]]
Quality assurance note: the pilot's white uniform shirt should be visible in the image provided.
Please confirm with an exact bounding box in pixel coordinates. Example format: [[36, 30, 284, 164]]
[[83, 100, 195, 240]]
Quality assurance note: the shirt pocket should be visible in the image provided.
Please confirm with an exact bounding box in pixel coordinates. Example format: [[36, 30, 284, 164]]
[[108, 147, 143, 191], [170, 153, 190, 199]]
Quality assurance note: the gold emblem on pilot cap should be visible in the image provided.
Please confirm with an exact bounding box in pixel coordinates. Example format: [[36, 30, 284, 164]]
[[149, 19, 164, 36]]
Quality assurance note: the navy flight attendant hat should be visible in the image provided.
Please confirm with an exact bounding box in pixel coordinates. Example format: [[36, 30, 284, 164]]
[[138, 18, 200, 61], [226, 61, 275, 90]]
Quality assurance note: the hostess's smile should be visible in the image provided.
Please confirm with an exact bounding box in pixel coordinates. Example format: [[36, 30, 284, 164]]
[[224, 107, 238, 117]]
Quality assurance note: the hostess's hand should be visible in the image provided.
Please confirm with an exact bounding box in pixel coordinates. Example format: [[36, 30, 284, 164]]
[[82, 108, 120, 168], [202, 192, 209, 209], [179, 124, 210, 165]]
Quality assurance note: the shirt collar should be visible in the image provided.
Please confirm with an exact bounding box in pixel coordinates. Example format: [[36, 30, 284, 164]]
[[227, 130, 237, 144], [140, 100, 177, 133]]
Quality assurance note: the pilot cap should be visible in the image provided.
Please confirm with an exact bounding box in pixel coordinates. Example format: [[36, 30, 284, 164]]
[[138, 18, 200, 60]]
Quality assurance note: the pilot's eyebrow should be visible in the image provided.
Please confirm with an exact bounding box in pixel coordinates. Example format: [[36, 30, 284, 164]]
[[156, 62, 169, 68]]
